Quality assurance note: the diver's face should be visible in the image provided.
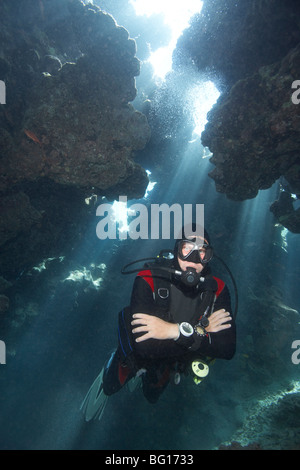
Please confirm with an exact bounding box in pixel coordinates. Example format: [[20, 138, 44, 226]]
[[177, 235, 209, 273]]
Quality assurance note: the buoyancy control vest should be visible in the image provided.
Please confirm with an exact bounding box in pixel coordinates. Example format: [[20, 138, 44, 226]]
[[117, 262, 226, 370]]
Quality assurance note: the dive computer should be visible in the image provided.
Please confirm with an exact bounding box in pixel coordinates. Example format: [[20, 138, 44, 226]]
[[179, 322, 194, 337]]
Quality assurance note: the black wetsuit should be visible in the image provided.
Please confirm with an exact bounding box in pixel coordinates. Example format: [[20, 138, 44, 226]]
[[103, 267, 236, 403]]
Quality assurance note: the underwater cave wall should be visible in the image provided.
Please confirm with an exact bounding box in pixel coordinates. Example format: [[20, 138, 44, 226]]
[[0, 0, 151, 277], [174, 0, 300, 232]]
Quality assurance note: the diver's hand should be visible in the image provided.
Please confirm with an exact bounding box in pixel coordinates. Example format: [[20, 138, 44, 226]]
[[131, 313, 179, 342], [206, 309, 232, 333]]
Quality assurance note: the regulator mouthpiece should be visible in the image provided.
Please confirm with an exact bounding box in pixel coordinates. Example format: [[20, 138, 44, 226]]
[[175, 267, 204, 288]]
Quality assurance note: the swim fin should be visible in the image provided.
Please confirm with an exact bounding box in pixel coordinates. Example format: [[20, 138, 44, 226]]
[[80, 366, 108, 421], [126, 368, 146, 393]]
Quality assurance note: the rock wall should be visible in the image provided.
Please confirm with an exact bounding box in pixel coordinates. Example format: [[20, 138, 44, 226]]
[[0, 0, 151, 276], [175, 0, 300, 232], [202, 46, 300, 200]]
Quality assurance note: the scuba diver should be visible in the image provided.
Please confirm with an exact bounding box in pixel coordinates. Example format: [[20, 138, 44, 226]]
[[81, 225, 236, 420]]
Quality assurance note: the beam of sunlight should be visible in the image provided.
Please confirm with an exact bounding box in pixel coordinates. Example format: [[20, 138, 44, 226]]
[[233, 185, 279, 250], [159, 142, 215, 207], [144, 169, 157, 198], [111, 171, 156, 238], [130, 0, 203, 79], [189, 81, 221, 137], [111, 199, 129, 234], [148, 44, 174, 80]]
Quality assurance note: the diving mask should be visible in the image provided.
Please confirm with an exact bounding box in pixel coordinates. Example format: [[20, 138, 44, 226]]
[[177, 240, 213, 265]]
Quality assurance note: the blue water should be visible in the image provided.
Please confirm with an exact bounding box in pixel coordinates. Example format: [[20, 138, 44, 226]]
[[1, 148, 299, 450], [0, 0, 299, 451]]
